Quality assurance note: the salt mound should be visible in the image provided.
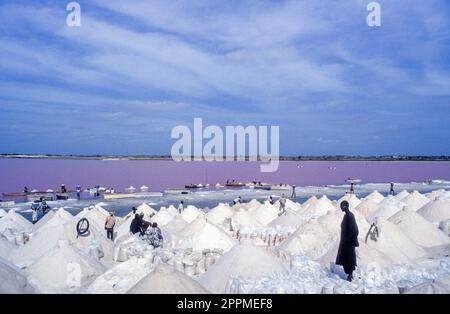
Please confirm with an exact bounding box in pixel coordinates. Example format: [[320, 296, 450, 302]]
[[181, 206, 201, 223], [206, 203, 234, 225], [364, 190, 385, 204], [425, 189, 447, 201], [365, 219, 427, 263], [199, 243, 288, 293], [0, 257, 36, 293], [162, 215, 188, 235], [32, 210, 55, 231], [283, 199, 302, 211], [0, 210, 33, 242], [243, 199, 262, 211], [251, 203, 280, 225], [269, 210, 304, 228], [26, 240, 106, 293], [395, 190, 410, 201], [388, 209, 450, 248], [88, 256, 154, 294], [369, 196, 405, 221], [300, 195, 336, 219], [338, 194, 361, 209], [231, 211, 262, 228], [76, 206, 108, 230], [136, 203, 157, 221], [152, 208, 176, 226], [0, 209, 7, 218], [127, 263, 209, 294], [302, 196, 318, 208], [417, 198, 450, 223], [356, 198, 380, 219], [402, 191, 430, 212], [279, 211, 342, 260], [176, 216, 236, 252], [165, 205, 179, 216]]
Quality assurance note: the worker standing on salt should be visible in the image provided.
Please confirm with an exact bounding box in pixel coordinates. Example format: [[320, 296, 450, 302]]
[[31, 201, 40, 224], [145, 222, 163, 248], [130, 213, 142, 235], [105, 211, 116, 241], [336, 201, 359, 282], [291, 185, 296, 198], [178, 200, 184, 214], [279, 194, 287, 216], [390, 183, 395, 195]]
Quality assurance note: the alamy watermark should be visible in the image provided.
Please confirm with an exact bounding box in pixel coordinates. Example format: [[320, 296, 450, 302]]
[[66, 2, 81, 27], [367, 2, 381, 27], [171, 118, 280, 173]]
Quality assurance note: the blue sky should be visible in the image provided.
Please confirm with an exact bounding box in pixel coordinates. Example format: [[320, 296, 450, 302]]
[[0, 0, 449, 156]]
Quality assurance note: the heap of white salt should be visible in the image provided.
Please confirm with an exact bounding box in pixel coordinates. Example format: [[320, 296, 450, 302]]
[[395, 190, 410, 201], [175, 216, 236, 253], [269, 210, 304, 229], [152, 207, 176, 226], [162, 215, 189, 235], [356, 198, 380, 219], [417, 198, 450, 223], [0, 256, 37, 293], [369, 196, 405, 221], [300, 195, 336, 219], [231, 211, 263, 228], [364, 190, 385, 204], [136, 203, 157, 221], [0, 209, 7, 219], [76, 206, 108, 231], [25, 240, 106, 293], [388, 208, 450, 248], [88, 256, 154, 294], [206, 203, 234, 225], [181, 206, 202, 223], [302, 196, 318, 208], [199, 242, 288, 294], [251, 203, 280, 225], [127, 263, 209, 294], [338, 194, 362, 209], [402, 191, 430, 212]]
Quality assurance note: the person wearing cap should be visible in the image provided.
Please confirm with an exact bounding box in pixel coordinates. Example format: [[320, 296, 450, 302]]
[[336, 200, 359, 282]]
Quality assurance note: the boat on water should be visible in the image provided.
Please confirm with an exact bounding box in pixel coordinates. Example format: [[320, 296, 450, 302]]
[[0, 201, 15, 207], [2, 192, 27, 197], [254, 184, 272, 190], [270, 184, 293, 191], [185, 184, 204, 189], [27, 194, 54, 202], [164, 189, 190, 195], [56, 193, 69, 200], [103, 193, 136, 200], [225, 183, 246, 188]]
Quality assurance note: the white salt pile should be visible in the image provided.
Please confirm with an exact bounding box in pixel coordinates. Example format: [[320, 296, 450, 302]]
[[175, 216, 236, 253], [251, 203, 280, 225], [231, 211, 263, 228], [338, 194, 361, 209], [0, 209, 7, 219], [364, 219, 427, 263], [369, 196, 405, 222], [269, 210, 304, 229], [127, 263, 210, 294], [0, 257, 37, 293], [300, 195, 336, 219], [161, 215, 188, 235], [242, 199, 262, 211], [199, 242, 288, 294], [206, 203, 234, 225], [425, 189, 448, 201], [25, 240, 106, 293], [395, 190, 410, 201], [0, 210, 33, 243], [152, 207, 176, 227], [302, 196, 318, 208], [402, 191, 430, 212], [364, 190, 385, 204], [32, 210, 55, 231], [388, 209, 450, 248], [356, 198, 381, 219], [417, 198, 450, 223], [279, 211, 342, 260], [88, 256, 154, 294], [181, 206, 201, 223], [76, 206, 108, 231], [136, 203, 157, 221]]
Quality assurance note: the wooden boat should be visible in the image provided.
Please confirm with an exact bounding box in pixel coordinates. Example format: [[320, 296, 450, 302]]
[[254, 185, 272, 190], [270, 184, 292, 191], [27, 194, 54, 202], [225, 183, 246, 188], [2, 192, 26, 197], [185, 184, 204, 189], [0, 201, 15, 207], [56, 193, 69, 200], [164, 189, 190, 195], [103, 193, 136, 200]]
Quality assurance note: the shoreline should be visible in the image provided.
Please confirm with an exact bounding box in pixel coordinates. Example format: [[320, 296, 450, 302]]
[[1, 154, 450, 162]]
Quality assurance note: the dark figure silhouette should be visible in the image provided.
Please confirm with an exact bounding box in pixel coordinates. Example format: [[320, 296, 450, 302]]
[[390, 183, 395, 195], [336, 200, 359, 282]]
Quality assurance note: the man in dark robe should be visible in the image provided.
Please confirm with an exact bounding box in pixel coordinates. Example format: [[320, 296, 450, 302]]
[[336, 200, 359, 282]]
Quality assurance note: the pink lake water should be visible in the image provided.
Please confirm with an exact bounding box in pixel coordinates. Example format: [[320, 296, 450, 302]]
[[0, 159, 449, 194]]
